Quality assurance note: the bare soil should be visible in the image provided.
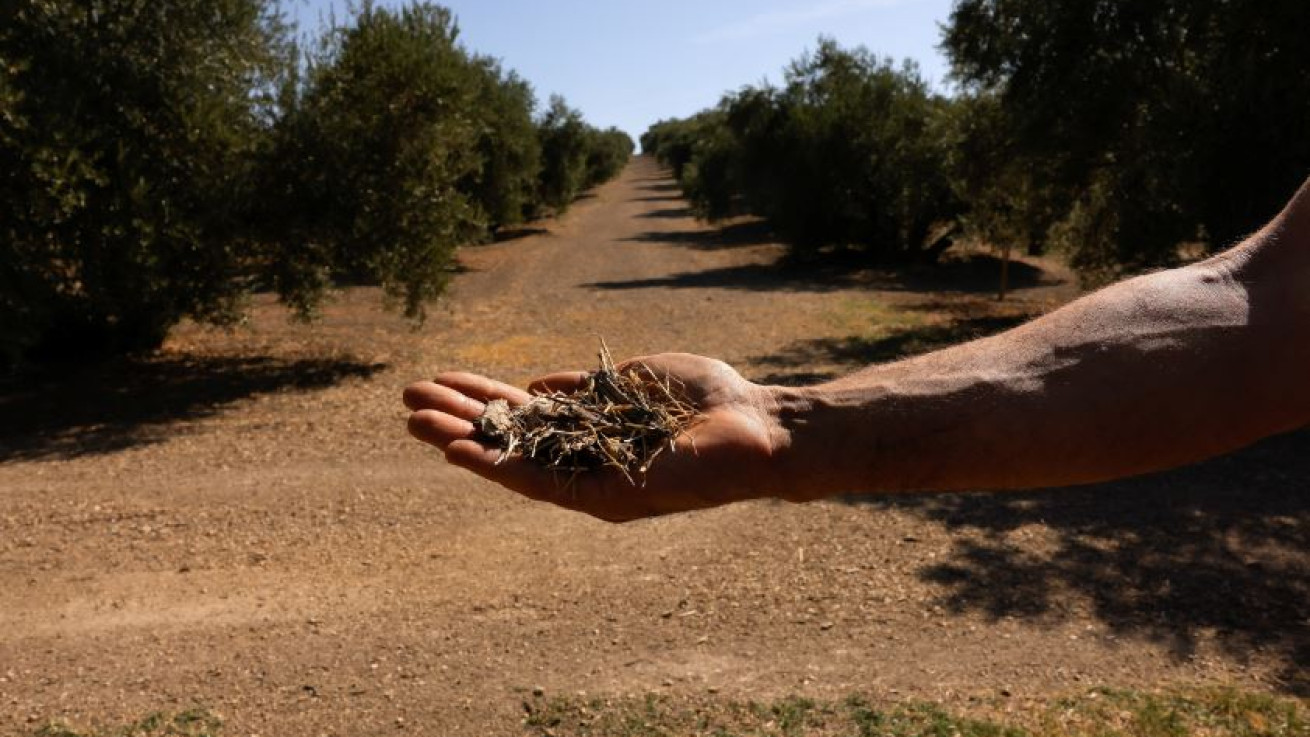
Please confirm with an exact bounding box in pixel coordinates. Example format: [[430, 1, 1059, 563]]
[[1, 157, 1305, 735]]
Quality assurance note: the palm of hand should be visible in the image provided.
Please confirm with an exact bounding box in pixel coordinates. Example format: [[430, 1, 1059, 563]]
[[404, 354, 782, 521]]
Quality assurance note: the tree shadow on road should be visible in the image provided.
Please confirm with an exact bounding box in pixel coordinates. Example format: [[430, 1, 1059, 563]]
[[587, 261, 864, 292], [847, 430, 1310, 694], [748, 312, 1031, 385], [747, 295, 1308, 693], [637, 182, 681, 194], [623, 219, 775, 251], [638, 207, 695, 219], [492, 226, 550, 242], [889, 253, 1066, 294], [593, 244, 1067, 294], [0, 354, 387, 461]]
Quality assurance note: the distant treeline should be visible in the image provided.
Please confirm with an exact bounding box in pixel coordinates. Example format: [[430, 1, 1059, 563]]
[[643, 0, 1310, 282], [0, 1, 632, 367]]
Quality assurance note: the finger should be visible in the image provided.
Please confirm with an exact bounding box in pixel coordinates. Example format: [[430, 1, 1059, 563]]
[[433, 371, 532, 405], [402, 381, 432, 411], [403, 381, 486, 420], [445, 441, 665, 523], [528, 371, 589, 394], [444, 439, 558, 501], [614, 354, 653, 371], [407, 409, 476, 449], [621, 359, 699, 393]]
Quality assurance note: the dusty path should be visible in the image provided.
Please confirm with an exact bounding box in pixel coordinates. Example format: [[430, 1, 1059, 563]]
[[1, 157, 1305, 735]]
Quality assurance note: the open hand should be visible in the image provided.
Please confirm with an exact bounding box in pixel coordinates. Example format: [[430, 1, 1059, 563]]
[[403, 354, 788, 522]]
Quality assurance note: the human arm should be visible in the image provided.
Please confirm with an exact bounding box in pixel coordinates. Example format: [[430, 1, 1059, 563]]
[[773, 177, 1310, 498], [404, 178, 1310, 519]]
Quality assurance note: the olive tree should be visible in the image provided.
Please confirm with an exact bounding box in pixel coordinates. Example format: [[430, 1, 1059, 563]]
[[944, 0, 1310, 282], [0, 0, 291, 365]]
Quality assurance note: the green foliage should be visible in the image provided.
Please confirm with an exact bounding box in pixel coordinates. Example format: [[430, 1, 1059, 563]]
[[943, 0, 1310, 282], [465, 57, 542, 231], [34, 708, 222, 737], [535, 95, 592, 214], [642, 116, 706, 180], [263, 2, 483, 321], [938, 92, 1064, 259], [643, 39, 961, 263], [585, 127, 636, 188], [654, 5, 1310, 281], [646, 111, 736, 217], [533, 97, 630, 215], [0, 0, 291, 366], [2, 0, 623, 367]]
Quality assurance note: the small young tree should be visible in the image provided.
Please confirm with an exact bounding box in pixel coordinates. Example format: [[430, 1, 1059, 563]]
[[535, 95, 590, 214], [264, 1, 483, 320], [677, 109, 740, 220], [583, 127, 635, 187], [760, 40, 960, 260], [643, 117, 703, 179], [650, 39, 961, 263], [464, 57, 541, 232]]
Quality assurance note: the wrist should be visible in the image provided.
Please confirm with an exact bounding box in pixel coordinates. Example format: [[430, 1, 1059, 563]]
[[759, 371, 998, 500], [756, 382, 859, 502]]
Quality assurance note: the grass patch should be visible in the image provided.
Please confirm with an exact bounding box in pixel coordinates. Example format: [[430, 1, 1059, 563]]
[[825, 298, 927, 336], [20, 690, 1306, 736], [30, 709, 221, 737], [754, 296, 1039, 385], [521, 688, 1307, 737], [822, 296, 1037, 362], [1041, 688, 1308, 737]]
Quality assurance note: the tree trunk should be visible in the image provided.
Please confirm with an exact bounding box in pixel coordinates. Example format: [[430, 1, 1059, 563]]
[[998, 241, 1012, 301]]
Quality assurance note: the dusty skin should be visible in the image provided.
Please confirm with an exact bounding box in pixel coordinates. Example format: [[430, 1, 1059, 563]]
[[1, 158, 1305, 735]]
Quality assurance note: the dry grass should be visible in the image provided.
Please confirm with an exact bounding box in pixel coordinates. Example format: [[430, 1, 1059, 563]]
[[521, 687, 1308, 737], [475, 341, 699, 484], [33, 709, 221, 737], [30, 689, 1306, 737]]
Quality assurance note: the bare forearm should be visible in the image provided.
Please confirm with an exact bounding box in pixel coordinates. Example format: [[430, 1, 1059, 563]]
[[770, 181, 1310, 499]]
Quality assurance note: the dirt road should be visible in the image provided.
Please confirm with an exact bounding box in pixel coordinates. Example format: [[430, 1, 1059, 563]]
[[1, 157, 1305, 734]]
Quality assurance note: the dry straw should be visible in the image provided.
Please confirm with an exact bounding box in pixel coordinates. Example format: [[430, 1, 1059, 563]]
[[475, 341, 699, 485]]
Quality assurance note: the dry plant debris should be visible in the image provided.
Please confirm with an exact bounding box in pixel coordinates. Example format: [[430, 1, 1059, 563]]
[[475, 342, 699, 484]]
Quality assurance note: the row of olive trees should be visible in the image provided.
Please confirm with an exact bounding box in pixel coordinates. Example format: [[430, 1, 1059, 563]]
[[944, 0, 1310, 283], [647, 0, 1310, 282], [0, 0, 632, 368], [643, 40, 961, 264]]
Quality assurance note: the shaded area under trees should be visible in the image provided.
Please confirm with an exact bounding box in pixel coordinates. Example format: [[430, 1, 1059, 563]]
[[0, 354, 386, 461], [854, 428, 1310, 694]]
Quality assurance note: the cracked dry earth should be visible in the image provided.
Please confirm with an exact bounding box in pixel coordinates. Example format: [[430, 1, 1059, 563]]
[[1, 156, 1306, 735]]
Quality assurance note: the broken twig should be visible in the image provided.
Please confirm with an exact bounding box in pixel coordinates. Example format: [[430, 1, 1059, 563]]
[[475, 341, 699, 484]]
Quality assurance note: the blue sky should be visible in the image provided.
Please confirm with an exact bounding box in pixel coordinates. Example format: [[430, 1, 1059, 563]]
[[286, 0, 957, 144]]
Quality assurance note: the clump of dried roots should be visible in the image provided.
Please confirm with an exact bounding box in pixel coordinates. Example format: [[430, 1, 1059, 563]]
[[474, 342, 699, 485]]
